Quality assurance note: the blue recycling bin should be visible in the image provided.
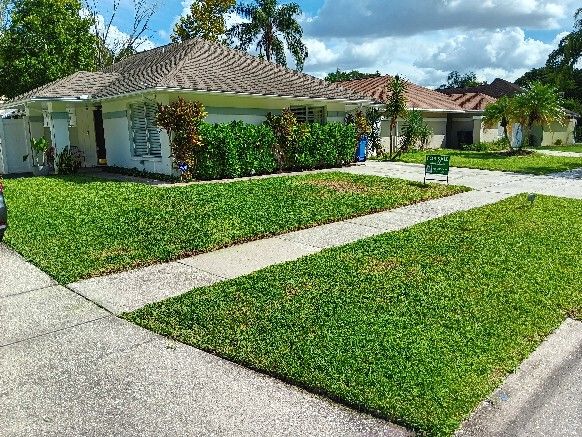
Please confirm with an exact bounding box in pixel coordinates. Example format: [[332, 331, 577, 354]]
[[357, 136, 367, 162]]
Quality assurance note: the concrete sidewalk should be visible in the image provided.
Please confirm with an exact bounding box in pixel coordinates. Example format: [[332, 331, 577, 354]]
[[0, 244, 409, 436], [69, 161, 582, 314], [69, 189, 510, 314], [533, 149, 582, 158]]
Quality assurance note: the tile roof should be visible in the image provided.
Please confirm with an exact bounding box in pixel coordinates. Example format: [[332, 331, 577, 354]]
[[447, 92, 497, 111], [6, 39, 370, 106], [438, 78, 522, 99], [338, 76, 465, 111]]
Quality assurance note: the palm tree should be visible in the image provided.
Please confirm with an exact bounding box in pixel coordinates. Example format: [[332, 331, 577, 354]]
[[384, 75, 408, 156], [228, 0, 308, 71], [483, 96, 513, 146], [512, 81, 567, 148]]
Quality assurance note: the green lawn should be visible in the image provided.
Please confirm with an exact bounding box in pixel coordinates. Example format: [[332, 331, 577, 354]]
[[126, 195, 582, 436], [2, 172, 466, 284], [537, 144, 582, 153], [396, 149, 582, 174]]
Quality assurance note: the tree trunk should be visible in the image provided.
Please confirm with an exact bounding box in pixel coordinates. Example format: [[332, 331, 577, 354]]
[[265, 23, 273, 62], [389, 118, 398, 156]]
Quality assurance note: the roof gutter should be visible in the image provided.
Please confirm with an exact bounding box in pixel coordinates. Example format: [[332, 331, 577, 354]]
[[0, 95, 92, 110], [94, 87, 374, 106]]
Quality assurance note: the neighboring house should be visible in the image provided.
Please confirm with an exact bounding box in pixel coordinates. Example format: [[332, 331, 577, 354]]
[[339, 76, 501, 149], [446, 92, 502, 147], [0, 38, 371, 175], [440, 78, 578, 146], [438, 78, 523, 99]]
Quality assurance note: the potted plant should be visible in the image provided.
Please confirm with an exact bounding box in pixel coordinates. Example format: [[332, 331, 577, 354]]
[[30, 137, 54, 176]]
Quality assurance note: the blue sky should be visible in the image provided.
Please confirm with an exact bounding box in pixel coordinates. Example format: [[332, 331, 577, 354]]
[[96, 0, 580, 87]]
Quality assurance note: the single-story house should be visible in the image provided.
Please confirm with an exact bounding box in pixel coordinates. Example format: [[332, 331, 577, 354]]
[[0, 38, 372, 175], [438, 78, 523, 99], [440, 78, 578, 146], [339, 76, 503, 149], [445, 92, 502, 147]]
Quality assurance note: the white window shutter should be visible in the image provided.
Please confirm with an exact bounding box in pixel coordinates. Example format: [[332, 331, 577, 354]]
[[290, 106, 326, 124], [130, 104, 148, 157], [145, 102, 161, 157]]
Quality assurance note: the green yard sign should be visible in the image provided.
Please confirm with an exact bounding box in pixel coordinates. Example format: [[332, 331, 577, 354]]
[[424, 155, 450, 184]]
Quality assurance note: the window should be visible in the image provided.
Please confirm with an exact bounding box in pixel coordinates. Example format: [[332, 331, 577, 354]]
[[289, 106, 326, 124], [129, 101, 161, 157]]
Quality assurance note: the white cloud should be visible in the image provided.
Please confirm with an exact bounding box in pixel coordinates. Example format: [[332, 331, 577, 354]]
[[301, 26, 558, 88], [417, 27, 552, 71], [306, 0, 577, 38], [300, 2, 581, 87], [82, 7, 156, 52]]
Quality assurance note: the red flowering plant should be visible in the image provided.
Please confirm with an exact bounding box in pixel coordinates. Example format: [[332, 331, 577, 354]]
[[156, 98, 207, 181]]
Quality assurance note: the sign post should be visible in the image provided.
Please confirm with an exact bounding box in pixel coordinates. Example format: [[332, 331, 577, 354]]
[[424, 154, 450, 184]]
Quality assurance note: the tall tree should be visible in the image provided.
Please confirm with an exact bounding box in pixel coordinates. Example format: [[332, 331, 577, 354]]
[[172, 0, 235, 43], [228, 0, 308, 71], [325, 69, 381, 83], [84, 0, 158, 69], [483, 96, 513, 146], [0, 0, 95, 98], [547, 8, 582, 70], [512, 82, 567, 148], [517, 9, 582, 116], [438, 71, 484, 89], [384, 75, 408, 156]]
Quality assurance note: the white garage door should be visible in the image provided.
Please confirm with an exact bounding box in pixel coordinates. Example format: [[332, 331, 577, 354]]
[[0, 119, 31, 174]]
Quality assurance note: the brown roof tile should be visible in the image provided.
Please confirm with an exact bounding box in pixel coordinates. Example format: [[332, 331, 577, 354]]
[[447, 92, 497, 111], [7, 39, 370, 106], [438, 78, 522, 99], [338, 76, 465, 111]]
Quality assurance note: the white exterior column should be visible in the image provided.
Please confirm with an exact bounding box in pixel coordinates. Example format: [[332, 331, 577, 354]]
[[49, 112, 71, 155], [473, 116, 483, 144]]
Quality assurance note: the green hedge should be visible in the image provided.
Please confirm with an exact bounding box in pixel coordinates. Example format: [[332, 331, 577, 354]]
[[197, 122, 278, 180], [196, 121, 357, 180], [290, 123, 357, 170]]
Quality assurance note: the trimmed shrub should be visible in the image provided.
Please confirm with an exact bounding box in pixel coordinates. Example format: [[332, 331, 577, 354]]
[[196, 121, 357, 180], [287, 123, 357, 170], [197, 122, 278, 180]]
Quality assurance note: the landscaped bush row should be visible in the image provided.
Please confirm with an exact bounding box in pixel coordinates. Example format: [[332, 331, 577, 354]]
[[196, 122, 278, 180], [195, 120, 358, 181]]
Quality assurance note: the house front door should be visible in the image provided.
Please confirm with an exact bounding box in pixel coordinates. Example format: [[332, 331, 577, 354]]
[[93, 108, 107, 165]]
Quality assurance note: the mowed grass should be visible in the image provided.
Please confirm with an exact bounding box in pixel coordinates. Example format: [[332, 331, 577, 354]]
[[397, 148, 582, 174], [2, 172, 466, 283], [126, 195, 582, 436], [537, 144, 582, 153]]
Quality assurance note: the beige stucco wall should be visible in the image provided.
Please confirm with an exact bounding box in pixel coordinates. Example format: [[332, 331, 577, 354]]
[[379, 112, 448, 151], [474, 116, 501, 144], [541, 119, 577, 146], [423, 114, 447, 149]]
